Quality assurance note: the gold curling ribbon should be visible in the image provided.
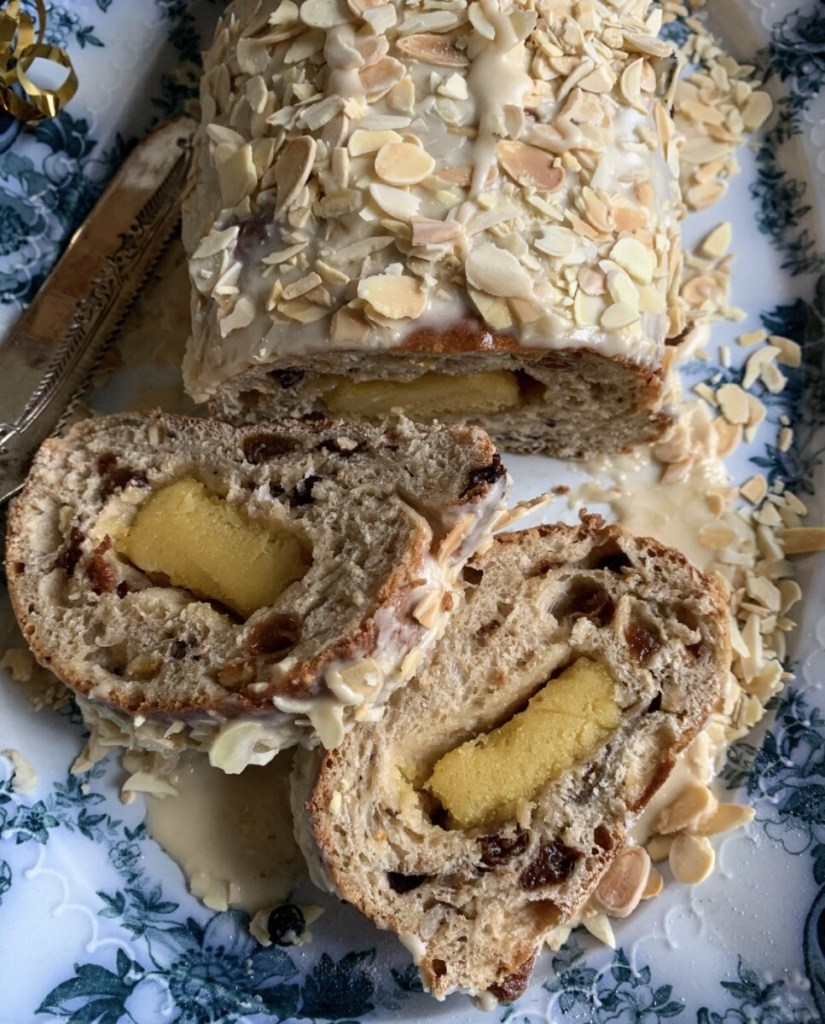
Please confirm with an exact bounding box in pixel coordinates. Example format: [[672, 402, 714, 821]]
[[0, 0, 77, 124]]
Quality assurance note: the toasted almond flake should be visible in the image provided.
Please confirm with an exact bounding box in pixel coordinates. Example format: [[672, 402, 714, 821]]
[[740, 475, 767, 505], [741, 90, 773, 131], [581, 911, 615, 949], [465, 243, 533, 299], [412, 590, 443, 630], [785, 491, 808, 515], [686, 180, 727, 210], [192, 225, 239, 260], [777, 578, 802, 613], [496, 140, 564, 193], [609, 236, 656, 284], [693, 803, 755, 836], [601, 301, 639, 331], [681, 274, 721, 308], [374, 141, 435, 185], [218, 144, 257, 208], [780, 527, 825, 556], [669, 834, 715, 884], [593, 846, 650, 919], [360, 56, 405, 100], [278, 298, 329, 323], [368, 181, 421, 221], [641, 865, 663, 900], [645, 834, 673, 863], [778, 426, 793, 452], [713, 417, 742, 457], [387, 75, 415, 114], [760, 361, 787, 394], [742, 345, 780, 389], [284, 28, 326, 64], [468, 0, 495, 38], [700, 221, 731, 258], [348, 128, 401, 155], [769, 334, 801, 367], [411, 219, 463, 246], [330, 304, 371, 343], [655, 783, 716, 835], [468, 288, 512, 329], [698, 524, 738, 550], [737, 328, 767, 347], [358, 273, 427, 319], [281, 272, 323, 301], [274, 136, 316, 217], [299, 0, 350, 28], [606, 269, 639, 308], [396, 32, 468, 67], [716, 382, 750, 425], [746, 574, 781, 612], [578, 266, 606, 296]]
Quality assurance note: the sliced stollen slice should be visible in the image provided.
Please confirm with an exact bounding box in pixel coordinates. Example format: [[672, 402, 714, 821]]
[[293, 517, 731, 1001], [5, 412, 508, 772]]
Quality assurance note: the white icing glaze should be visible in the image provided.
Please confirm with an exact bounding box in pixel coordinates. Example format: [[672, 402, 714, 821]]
[[142, 750, 303, 914], [183, 0, 682, 401]]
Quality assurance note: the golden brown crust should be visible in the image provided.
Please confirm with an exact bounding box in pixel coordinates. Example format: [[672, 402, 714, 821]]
[[297, 519, 731, 1000]]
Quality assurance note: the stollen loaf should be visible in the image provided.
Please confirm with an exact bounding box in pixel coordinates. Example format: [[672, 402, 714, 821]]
[[293, 518, 730, 1000], [182, 0, 683, 457], [5, 412, 508, 772]]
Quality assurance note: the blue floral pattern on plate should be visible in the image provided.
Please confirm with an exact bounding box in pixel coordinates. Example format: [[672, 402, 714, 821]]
[[1, 1, 825, 1021]]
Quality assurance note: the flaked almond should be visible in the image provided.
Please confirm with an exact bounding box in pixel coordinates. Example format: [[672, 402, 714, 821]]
[[593, 846, 651, 919], [780, 527, 825, 555], [654, 783, 715, 834], [469, 288, 513, 329], [358, 273, 427, 319], [741, 90, 773, 131], [411, 218, 463, 246], [375, 141, 435, 185], [218, 144, 257, 208], [360, 56, 405, 101], [299, 0, 350, 28], [693, 802, 755, 836], [600, 301, 639, 331], [669, 834, 715, 885], [368, 181, 421, 220], [716, 382, 750, 425], [610, 236, 656, 284], [348, 128, 402, 156], [396, 32, 468, 67], [497, 140, 564, 192], [700, 221, 732, 258], [274, 136, 316, 217], [465, 243, 532, 299], [330, 304, 371, 343]]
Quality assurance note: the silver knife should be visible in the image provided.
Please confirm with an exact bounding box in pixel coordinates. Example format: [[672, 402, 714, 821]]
[[0, 115, 195, 504]]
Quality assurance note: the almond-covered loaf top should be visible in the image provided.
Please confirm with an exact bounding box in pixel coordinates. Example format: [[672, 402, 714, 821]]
[[183, 0, 683, 402]]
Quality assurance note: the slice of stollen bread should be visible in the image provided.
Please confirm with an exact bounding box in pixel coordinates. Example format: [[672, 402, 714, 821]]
[[5, 412, 508, 772], [293, 517, 731, 1001]]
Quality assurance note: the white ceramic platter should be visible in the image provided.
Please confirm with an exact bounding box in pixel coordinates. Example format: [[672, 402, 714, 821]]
[[1, 2, 824, 1022]]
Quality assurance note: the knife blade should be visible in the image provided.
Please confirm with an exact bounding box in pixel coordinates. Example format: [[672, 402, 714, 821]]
[[0, 114, 195, 504]]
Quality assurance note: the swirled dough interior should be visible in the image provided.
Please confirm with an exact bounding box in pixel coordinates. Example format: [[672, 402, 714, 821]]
[[293, 519, 730, 1001], [5, 412, 508, 771]]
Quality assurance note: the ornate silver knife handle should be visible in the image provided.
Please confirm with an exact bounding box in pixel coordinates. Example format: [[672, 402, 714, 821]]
[[0, 115, 195, 504]]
